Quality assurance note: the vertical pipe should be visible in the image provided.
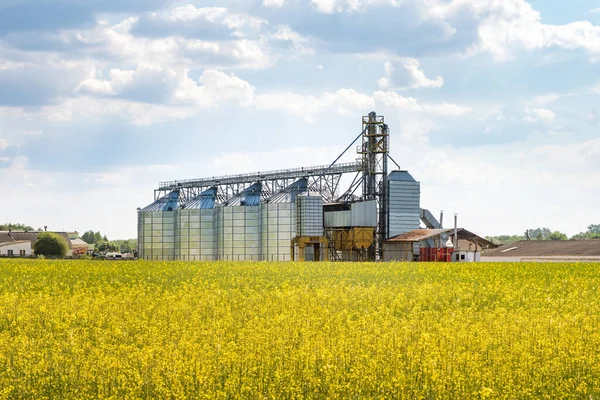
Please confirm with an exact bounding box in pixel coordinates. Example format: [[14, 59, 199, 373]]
[[454, 213, 458, 260], [439, 210, 444, 229]]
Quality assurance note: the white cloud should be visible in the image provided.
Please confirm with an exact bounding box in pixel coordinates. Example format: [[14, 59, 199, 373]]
[[263, 0, 287, 8], [532, 93, 560, 105], [0, 139, 8, 151], [378, 59, 444, 90], [373, 91, 472, 116], [178, 69, 256, 107], [524, 107, 556, 125], [309, 0, 397, 14], [591, 8, 600, 14], [429, 0, 600, 61]]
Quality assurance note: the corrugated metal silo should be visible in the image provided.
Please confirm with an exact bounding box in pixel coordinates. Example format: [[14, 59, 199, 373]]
[[217, 183, 262, 261], [138, 190, 179, 260], [296, 193, 324, 237], [177, 187, 217, 261], [261, 179, 307, 261], [387, 171, 421, 238]]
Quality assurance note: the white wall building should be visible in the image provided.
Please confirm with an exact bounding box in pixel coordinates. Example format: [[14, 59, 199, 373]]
[[0, 241, 32, 257]]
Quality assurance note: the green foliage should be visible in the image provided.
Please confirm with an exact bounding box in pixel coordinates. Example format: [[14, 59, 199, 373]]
[[82, 230, 136, 254], [548, 231, 568, 241], [0, 223, 35, 231], [33, 232, 69, 257], [488, 227, 570, 244], [486, 234, 526, 245], [570, 223, 600, 240]]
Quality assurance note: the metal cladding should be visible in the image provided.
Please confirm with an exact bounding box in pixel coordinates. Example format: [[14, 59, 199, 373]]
[[138, 112, 436, 262], [215, 183, 262, 261], [387, 171, 421, 238], [261, 179, 308, 262], [137, 210, 176, 261], [180, 187, 218, 210], [296, 194, 324, 237], [138, 190, 179, 260], [224, 182, 262, 207], [324, 200, 377, 228], [141, 190, 180, 212], [177, 187, 218, 261], [266, 178, 308, 204]]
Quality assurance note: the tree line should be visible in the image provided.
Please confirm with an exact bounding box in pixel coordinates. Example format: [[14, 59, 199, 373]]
[[487, 224, 600, 245], [0, 223, 43, 232], [1, 223, 136, 254], [80, 231, 137, 254]]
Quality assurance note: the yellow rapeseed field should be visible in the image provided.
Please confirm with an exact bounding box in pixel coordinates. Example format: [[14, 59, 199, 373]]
[[0, 259, 599, 399]]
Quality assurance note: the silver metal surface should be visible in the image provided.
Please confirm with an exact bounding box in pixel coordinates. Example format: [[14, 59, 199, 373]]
[[296, 195, 324, 237], [388, 178, 421, 238]]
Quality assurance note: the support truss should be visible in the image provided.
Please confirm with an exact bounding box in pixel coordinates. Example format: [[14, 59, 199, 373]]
[[155, 162, 360, 203]]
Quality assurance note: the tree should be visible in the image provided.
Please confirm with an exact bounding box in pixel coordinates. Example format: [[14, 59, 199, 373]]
[[0, 223, 35, 231], [33, 232, 68, 257], [486, 234, 526, 245], [526, 227, 552, 241], [548, 231, 568, 241], [588, 224, 600, 235], [96, 242, 119, 252], [81, 230, 97, 244], [571, 223, 600, 239]]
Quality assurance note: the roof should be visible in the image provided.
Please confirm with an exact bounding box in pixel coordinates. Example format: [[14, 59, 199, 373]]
[[387, 228, 497, 249], [387, 229, 448, 242], [181, 187, 218, 210], [71, 238, 91, 247], [141, 190, 180, 212], [223, 182, 262, 207], [388, 170, 417, 182], [482, 240, 600, 257], [0, 240, 31, 248], [0, 231, 73, 249], [266, 179, 308, 204]]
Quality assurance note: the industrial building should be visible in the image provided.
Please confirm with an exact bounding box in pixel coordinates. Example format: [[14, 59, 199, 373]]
[[138, 112, 455, 262], [384, 228, 496, 262]]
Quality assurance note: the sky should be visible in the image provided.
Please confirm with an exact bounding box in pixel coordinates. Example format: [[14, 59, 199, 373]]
[[0, 0, 599, 240]]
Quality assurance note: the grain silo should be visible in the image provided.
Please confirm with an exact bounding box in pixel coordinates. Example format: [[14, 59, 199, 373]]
[[387, 171, 421, 238], [261, 179, 307, 261], [216, 183, 262, 261], [137, 190, 179, 260], [141, 111, 447, 262], [177, 187, 217, 261]]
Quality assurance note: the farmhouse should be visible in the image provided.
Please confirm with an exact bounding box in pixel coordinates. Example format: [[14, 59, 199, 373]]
[[0, 231, 76, 257]]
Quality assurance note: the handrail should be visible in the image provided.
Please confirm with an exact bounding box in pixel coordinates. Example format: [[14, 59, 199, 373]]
[[158, 161, 361, 190]]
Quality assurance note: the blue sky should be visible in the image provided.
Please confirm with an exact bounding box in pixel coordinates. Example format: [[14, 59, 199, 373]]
[[0, 0, 599, 239]]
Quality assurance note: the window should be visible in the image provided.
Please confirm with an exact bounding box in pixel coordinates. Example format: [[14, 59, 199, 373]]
[[20, 250, 26, 256], [7, 250, 13, 256]]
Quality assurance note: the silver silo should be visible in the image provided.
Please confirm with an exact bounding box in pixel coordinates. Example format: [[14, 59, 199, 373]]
[[137, 190, 179, 261], [216, 183, 262, 261], [261, 179, 308, 261], [177, 187, 217, 261], [387, 171, 421, 238]]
